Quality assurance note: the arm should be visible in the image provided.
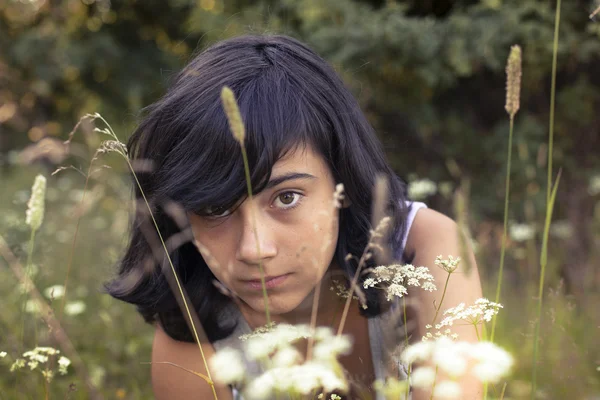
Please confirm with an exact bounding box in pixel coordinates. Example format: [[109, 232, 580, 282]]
[[152, 323, 234, 400], [404, 208, 484, 400]]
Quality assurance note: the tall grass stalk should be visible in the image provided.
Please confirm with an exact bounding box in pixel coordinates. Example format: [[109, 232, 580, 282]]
[[74, 113, 219, 399], [531, 1, 561, 397], [491, 44, 522, 345], [221, 86, 272, 326], [531, 171, 561, 398]]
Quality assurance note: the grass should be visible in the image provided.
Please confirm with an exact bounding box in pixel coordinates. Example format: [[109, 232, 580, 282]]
[[1, 2, 600, 397]]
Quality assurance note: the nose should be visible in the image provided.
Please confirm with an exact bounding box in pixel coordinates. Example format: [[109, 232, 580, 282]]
[[235, 201, 277, 265]]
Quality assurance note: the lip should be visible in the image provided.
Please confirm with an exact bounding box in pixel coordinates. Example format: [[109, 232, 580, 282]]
[[244, 274, 291, 290]]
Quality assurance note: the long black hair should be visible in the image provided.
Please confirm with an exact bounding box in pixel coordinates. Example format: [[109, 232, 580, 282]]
[[106, 34, 410, 343]]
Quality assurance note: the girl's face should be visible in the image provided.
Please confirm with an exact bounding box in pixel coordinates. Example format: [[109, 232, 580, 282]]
[[188, 145, 340, 318]]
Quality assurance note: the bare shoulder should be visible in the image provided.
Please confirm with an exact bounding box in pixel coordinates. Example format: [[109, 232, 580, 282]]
[[152, 324, 233, 400], [404, 207, 457, 256], [403, 206, 483, 322]]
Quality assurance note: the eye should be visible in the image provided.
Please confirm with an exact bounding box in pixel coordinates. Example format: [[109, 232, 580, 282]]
[[203, 206, 232, 218], [273, 191, 303, 210]]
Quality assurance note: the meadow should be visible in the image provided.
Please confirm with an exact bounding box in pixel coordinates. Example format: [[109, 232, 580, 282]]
[[1, 1, 600, 399]]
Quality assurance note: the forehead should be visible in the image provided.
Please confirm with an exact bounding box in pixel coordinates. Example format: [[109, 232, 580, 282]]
[[272, 145, 331, 178]]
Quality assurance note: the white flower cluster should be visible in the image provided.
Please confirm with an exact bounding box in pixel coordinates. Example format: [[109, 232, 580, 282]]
[[408, 178, 437, 200], [401, 337, 513, 398], [436, 298, 503, 329], [210, 324, 352, 400], [363, 264, 436, 301], [44, 284, 65, 300], [7, 346, 71, 383], [509, 223, 535, 242], [423, 325, 459, 342], [434, 255, 461, 273], [329, 279, 367, 309]]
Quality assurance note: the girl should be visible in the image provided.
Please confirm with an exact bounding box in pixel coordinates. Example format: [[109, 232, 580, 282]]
[[107, 34, 483, 399]]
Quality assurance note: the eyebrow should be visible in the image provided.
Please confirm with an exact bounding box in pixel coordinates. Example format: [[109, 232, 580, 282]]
[[264, 172, 316, 190]]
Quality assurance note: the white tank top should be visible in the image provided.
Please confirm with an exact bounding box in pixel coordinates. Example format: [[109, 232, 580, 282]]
[[213, 201, 428, 399]]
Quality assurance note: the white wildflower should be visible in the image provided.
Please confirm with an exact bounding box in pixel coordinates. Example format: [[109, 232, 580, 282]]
[[402, 338, 512, 389], [434, 255, 461, 273], [10, 358, 25, 372], [410, 366, 436, 388], [245, 371, 276, 400], [408, 178, 437, 200], [271, 347, 302, 368], [436, 298, 503, 329], [64, 301, 86, 316], [43, 284, 65, 300], [330, 279, 361, 304], [209, 348, 245, 384], [313, 335, 352, 361], [431, 338, 469, 377], [57, 356, 71, 375], [509, 223, 535, 242], [25, 174, 47, 231], [470, 342, 514, 383], [433, 380, 462, 399], [401, 340, 433, 365], [0, 351, 6, 358], [237, 324, 350, 399], [41, 369, 54, 383], [364, 264, 436, 301]]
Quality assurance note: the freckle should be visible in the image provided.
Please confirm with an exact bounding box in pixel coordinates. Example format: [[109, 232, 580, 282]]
[[296, 246, 307, 258]]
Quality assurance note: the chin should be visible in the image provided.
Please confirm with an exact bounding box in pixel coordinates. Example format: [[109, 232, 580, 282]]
[[245, 292, 309, 316]]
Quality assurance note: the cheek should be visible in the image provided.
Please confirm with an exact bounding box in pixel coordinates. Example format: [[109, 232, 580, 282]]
[[293, 210, 339, 274], [192, 234, 237, 287]]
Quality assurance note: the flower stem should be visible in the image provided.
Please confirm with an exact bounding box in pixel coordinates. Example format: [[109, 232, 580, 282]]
[[490, 116, 514, 345], [20, 228, 38, 348], [403, 298, 410, 399], [431, 271, 452, 326], [429, 366, 439, 400]]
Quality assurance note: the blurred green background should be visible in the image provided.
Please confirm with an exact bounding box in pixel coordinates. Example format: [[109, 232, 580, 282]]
[[1, 0, 599, 399]]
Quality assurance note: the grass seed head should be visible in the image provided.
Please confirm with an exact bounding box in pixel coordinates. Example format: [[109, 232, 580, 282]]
[[221, 86, 246, 144], [26, 174, 47, 231], [505, 45, 522, 118]]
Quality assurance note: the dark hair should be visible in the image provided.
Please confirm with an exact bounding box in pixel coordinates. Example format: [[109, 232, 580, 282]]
[[106, 34, 410, 343]]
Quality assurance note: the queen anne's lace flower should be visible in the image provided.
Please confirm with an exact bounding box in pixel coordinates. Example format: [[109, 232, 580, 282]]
[[436, 298, 503, 330], [434, 255, 461, 273], [7, 347, 70, 382], [363, 264, 436, 301], [211, 324, 352, 398], [401, 337, 513, 389], [209, 348, 245, 384]]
